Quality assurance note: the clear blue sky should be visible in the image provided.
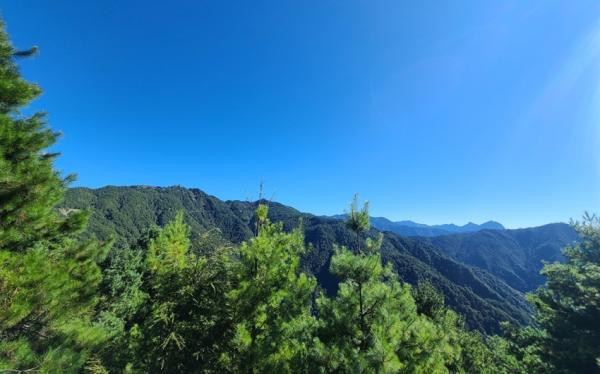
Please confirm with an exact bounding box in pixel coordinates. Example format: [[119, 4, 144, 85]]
[[2, 1, 599, 228]]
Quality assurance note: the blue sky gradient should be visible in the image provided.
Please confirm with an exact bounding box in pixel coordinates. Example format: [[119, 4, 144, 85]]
[[2, 1, 599, 227]]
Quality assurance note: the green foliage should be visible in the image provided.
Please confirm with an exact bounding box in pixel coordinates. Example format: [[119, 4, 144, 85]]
[[147, 211, 191, 273], [311, 211, 460, 373], [0, 22, 65, 251], [64, 186, 535, 334], [346, 195, 370, 236], [345, 194, 371, 253], [0, 22, 85, 252], [137, 217, 229, 372], [413, 281, 446, 320], [95, 244, 148, 370], [410, 287, 529, 374], [99, 213, 235, 373], [99, 205, 318, 372], [524, 213, 600, 373], [498, 324, 550, 373], [0, 19, 109, 372], [446, 329, 523, 374], [316, 248, 460, 373], [225, 204, 317, 372]]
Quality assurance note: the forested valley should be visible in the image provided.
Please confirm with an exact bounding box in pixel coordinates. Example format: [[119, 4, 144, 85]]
[[1, 20, 599, 373]]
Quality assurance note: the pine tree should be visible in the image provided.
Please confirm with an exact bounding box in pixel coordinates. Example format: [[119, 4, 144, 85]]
[[345, 194, 371, 253], [313, 197, 459, 373], [95, 241, 148, 371], [0, 19, 109, 372], [225, 203, 317, 373], [525, 213, 600, 373], [413, 281, 446, 320], [103, 212, 235, 372]]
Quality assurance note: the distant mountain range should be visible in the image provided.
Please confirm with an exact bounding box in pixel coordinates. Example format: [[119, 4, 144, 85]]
[[332, 214, 578, 292], [331, 215, 505, 237], [60, 186, 577, 334]]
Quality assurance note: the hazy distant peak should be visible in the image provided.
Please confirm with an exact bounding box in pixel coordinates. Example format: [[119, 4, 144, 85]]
[[479, 221, 505, 230], [330, 215, 505, 237]]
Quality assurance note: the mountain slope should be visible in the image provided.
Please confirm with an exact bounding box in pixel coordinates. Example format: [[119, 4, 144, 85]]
[[62, 186, 253, 247], [425, 225, 579, 292], [62, 186, 530, 333]]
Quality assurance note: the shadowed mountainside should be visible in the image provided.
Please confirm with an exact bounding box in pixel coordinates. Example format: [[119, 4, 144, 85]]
[[424, 224, 578, 292]]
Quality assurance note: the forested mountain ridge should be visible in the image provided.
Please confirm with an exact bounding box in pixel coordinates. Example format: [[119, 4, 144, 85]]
[[65, 185, 574, 296], [425, 224, 579, 292], [62, 185, 531, 333], [61, 185, 254, 246]]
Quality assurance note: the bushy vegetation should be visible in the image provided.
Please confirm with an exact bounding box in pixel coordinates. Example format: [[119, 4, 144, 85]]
[[1, 19, 599, 373]]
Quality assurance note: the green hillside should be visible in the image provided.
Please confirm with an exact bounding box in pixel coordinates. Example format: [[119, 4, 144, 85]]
[[62, 185, 531, 333]]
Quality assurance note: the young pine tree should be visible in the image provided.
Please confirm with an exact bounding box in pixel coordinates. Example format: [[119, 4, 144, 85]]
[[225, 203, 317, 373], [345, 194, 371, 253], [313, 197, 459, 373], [0, 20, 109, 372], [411, 280, 525, 374], [108, 212, 235, 373]]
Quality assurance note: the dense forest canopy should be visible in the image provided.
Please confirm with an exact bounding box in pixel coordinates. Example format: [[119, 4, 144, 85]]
[[0, 18, 599, 373], [60, 185, 583, 334]]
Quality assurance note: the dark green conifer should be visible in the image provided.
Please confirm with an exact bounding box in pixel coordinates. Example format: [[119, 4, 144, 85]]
[[0, 20, 109, 372], [526, 213, 600, 373], [313, 197, 459, 372], [102, 213, 234, 372], [225, 203, 317, 373]]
